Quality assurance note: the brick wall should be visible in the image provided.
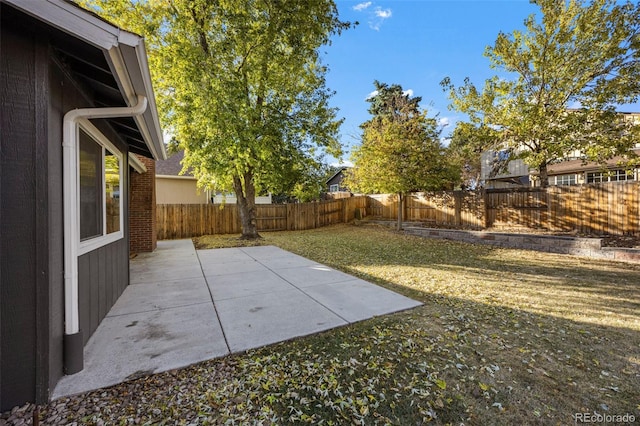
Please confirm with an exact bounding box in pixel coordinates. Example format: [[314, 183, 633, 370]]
[[129, 155, 157, 253]]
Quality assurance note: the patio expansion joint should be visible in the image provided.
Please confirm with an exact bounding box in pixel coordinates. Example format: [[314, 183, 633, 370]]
[[130, 273, 204, 285], [240, 248, 354, 325], [105, 301, 213, 318], [196, 249, 232, 354]]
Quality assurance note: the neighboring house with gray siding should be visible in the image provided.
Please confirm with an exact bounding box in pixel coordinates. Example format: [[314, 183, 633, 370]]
[[0, 0, 165, 410]]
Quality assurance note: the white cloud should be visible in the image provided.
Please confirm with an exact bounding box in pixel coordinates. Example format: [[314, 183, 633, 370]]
[[352, 2, 392, 31], [353, 1, 372, 11], [402, 89, 414, 97], [438, 117, 451, 127], [374, 7, 392, 19], [366, 90, 379, 100], [331, 160, 354, 168]]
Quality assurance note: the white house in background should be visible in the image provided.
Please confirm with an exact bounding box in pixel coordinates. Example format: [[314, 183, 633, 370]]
[[211, 193, 273, 204], [155, 150, 272, 204]]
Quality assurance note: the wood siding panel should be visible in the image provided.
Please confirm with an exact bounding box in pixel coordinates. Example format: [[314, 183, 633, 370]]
[[0, 22, 38, 411], [47, 54, 65, 401], [77, 239, 129, 345]]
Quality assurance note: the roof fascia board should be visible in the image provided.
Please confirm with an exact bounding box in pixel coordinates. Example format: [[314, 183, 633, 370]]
[[3, 0, 119, 50], [128, 153, 148, 174], [156, 175, 197, 180], [5, 0, 167, 161], [107, 42, 166, 161]]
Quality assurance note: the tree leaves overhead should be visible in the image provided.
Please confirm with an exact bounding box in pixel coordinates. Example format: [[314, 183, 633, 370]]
[[81, 0, 351, 236], [442, 0, 640, 187]]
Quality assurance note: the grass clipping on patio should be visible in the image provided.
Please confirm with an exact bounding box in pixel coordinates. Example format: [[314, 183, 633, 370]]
[[48, 225, 640, 425]]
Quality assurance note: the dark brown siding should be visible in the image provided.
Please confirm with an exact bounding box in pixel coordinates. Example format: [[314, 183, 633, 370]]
[[1, 16, 39, 410]]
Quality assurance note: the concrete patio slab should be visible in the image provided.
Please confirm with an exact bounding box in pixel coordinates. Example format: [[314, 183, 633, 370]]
[[130, 263, 203, 284], [108, 277, 210, 316], [52, 302, 227, 398], [215, 288, 348, 352], [302, 279, 422, 323], [207, 269, 293, 300], [260, 254, 322, 270], [196, 247, 255, 264], [200, 259, 265, 276], [53, 240, 422, 400], [274, 264, 355, 288]]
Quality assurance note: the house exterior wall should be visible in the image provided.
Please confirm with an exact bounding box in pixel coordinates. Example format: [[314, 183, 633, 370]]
[[211, 193, 273, 204], [0, 16, 49, 410], [130, 156, 157, 253], [156, 176, 209, 204], [0, 7, 135, 410], [327, 171, 349, 192], [77, 240, 129, 345], [480, 150, 530, 186]]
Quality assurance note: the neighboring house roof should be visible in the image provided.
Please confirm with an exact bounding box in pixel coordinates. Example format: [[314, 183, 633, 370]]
[[155, 150, 194, 177], [326, 167, 348, 184], [4, 0, 167, 161], [541, 149, 640, 175]]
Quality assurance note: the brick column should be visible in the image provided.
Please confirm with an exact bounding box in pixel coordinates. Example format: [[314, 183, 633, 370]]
[[129, 155, 156, 253]]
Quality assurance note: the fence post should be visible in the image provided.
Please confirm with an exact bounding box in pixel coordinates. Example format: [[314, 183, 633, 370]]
[[342, 198, 347, 223], [454, 191, 462, 226], [483, 190, 489, 229]]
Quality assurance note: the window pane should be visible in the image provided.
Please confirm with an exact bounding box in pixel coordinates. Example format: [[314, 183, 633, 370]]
[[79, 131, 103, 241], [105, 150, 120, 234]]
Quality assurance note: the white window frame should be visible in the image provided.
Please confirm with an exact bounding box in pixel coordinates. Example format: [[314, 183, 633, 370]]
[[329, 184, 339, 192], [551, 174, 577, 186], [77, 119, 124, 255], [587, 169, 636, 183]]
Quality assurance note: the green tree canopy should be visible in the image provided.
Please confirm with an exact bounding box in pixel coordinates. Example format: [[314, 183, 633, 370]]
[[346, 81, 459, 228], [446, 122, 497, 189], [442, 0, 640, 187], [83, 0, 350, 238]]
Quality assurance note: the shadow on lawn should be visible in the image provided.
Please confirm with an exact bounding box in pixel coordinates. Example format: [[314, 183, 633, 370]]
[[338, 267, 640, 424], [267, 228, 640, 422]]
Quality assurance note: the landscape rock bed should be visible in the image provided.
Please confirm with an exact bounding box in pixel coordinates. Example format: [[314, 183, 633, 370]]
[[405, 227, 640, 263]]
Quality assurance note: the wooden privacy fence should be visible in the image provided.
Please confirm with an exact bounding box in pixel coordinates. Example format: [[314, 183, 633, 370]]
[[486, 183, 640, 235], [157, 182, 640, 239], [157, 196, 368, 239], [367, 182, 640, 235]]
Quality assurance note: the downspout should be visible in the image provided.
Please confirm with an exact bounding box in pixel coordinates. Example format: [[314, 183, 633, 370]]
[[62, 95, 148, 374]]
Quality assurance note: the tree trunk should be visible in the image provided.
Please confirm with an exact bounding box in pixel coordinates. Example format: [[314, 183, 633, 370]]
[[233, 169, 261, 239], [538, 162, 549, 188], [397, 192, 403, 231]]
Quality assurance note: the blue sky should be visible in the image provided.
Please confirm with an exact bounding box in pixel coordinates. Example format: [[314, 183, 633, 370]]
[[320, 1, 540, 164]]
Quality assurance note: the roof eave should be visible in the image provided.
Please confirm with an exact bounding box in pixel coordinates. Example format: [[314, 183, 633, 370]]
[[4, 0, 167, 161]]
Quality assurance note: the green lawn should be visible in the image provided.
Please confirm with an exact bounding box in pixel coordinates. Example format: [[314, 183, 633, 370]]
[[49, 224, 640, 425]]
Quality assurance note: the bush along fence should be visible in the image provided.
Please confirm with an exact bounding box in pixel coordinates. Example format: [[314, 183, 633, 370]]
[[156, 181, 640, 239]]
